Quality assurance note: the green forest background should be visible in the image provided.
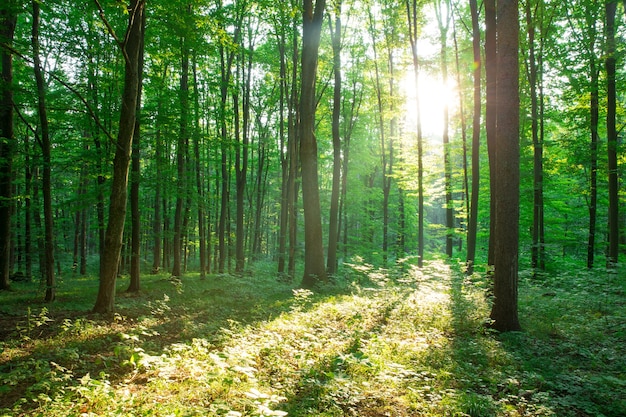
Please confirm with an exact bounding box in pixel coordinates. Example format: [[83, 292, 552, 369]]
[[0, 0, 624, 298]]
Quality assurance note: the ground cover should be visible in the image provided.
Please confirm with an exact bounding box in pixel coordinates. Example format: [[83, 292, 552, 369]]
[[0, 259, 624, 416]]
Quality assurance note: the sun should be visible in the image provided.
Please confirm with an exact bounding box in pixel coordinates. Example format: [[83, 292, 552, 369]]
[[401, 71, 458, 141]]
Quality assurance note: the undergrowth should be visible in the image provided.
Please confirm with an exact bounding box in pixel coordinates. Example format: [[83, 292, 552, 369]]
[[0, 259, 624, 416]]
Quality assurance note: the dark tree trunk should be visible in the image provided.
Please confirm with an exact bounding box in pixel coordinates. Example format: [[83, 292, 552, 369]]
[[587, 33, 599, 269], [128, 8, 145, 292], [466, 0, 481, 275], [605, 1, 618, 268], [489, 0, 521, 332], [525, 0, 545, 276], [405, 0, 424, 268], [485, 0, 497, 268], [172, 22, 190, 278], [93, 0, 145, 314], [0, 1, 16, 291], [235, 36, 252, 273], [436, 0, 453, 258], [327, 9, 342, 275], [192, 57, 206, 278], [151, 67, 167, 274], [300, 0, 327, 287], [32, 0, 56, 302]]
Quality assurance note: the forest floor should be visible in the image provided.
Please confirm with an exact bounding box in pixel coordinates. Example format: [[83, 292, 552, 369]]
[[0, 259, 625, 416]]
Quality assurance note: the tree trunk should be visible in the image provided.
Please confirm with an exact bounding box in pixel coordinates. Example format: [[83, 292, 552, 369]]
[[485, 0, 497, 269], [525, 0, 545, 276], [128, 8, 145, 292], [605, 1, 618, 268], [435, 0, 453, 258], [466, 0, 481, 275], [587, 31, 599, 269], [405, 0, 424, 268], [327, 8, 342, 275], [32, 0, 56, 302], [300, 0, 327, 287], [172, 26, 190, 278], [489, 0, 521, 332], [0, 1, 16, 291], [93, 0, 145, 314]]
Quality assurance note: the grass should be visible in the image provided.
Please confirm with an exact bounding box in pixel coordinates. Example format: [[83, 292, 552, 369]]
[[0, 258, 624, 416]]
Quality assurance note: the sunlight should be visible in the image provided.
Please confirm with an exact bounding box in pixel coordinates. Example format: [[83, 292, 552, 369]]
[[401, 71, 459, 141]]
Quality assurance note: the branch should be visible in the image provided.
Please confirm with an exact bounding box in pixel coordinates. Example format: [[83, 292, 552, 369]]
[[2, 41, 115, 145], [93, 0, 131, 64]]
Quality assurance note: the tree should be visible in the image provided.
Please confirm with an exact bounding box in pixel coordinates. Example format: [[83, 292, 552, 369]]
[[434, 0, 454, 258], [128, 6, 146, 292], [465, 0, 481, 275], [172, 4, 191, 279], [326, 0, 342, 275], [300, 0, 327, 287], [404, 0, 425, 268], [31, 0, 56, 302], [489, 0, 521, 332], [0, 0, 17, 291], [605, 0, 618, 268], [93, 0, 146, 314]]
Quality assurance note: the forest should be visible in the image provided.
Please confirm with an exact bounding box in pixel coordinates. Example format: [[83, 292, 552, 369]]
[[0, 0, 625, 416]]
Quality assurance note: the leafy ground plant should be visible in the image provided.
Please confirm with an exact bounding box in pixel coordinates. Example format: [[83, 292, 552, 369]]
[[0, 259, 624, 416]]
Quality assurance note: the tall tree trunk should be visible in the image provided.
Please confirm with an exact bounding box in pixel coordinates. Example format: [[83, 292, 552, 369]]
[[489, 0, 521, 332], [405, 0, 424, 268], [288, 19, 300, 279], [172, 31, 190, 278], [235, 32, 252, 273], [485, 0, 497, 269], [128, 8, 145, 292], [93, 0, 145, 314], [435, 0, 453, 258], [192, 56, 207, 278], [587, 28, 599, 269], [32, 0, 55, 302], [0, 0, 17, 291], [453, 16, 469, 254], [151, 66, 168, 274], [605, 1, 618, 268], [466, 0, 481, 275], [300, 0, 327, 287], [327, 7, 342, 275], [525, 0, 545, 276], [277, 27, 289, 276], [24, 134, 33, 280]]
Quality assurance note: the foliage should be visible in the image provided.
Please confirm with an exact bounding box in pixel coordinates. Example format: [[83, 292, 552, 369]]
[[1, 259, 624, 416]]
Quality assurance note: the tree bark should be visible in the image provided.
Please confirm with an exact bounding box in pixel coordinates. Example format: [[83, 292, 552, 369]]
[[128, 7, 145, 293], [300, 0, 327, 287], [172, 22, 190, 278], [93, 0, 145, 314], [32, 0, 56, 302], [489, 0, 521, 332], [327, 7, 342, 275], [435, 0, 453, 258], [485, 0, 497, 269], [405, 0, 424, 268], [0, 1, 16, 291], [466, 0, 481, 275], [605, 1, 618, 268]]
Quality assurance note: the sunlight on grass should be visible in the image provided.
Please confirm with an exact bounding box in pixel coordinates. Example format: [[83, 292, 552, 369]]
[[1, 260, 625, 416]]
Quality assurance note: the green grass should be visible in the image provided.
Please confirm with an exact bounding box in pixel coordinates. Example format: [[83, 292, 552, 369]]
[[0, 259, 624, 416]]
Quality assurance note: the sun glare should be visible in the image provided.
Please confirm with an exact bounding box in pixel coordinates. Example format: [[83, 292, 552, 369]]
[[401, 71, 458, 141]]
